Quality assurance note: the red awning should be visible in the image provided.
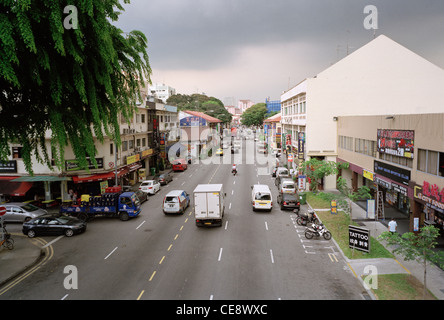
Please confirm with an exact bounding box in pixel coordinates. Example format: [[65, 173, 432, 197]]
[[72, 168, 129, 184], [0, 176, 33, 196]]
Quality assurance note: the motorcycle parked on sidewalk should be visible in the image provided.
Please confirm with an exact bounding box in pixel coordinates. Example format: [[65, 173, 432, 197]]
[[304, 222, 332, 240], [295, 209, 319, 226]]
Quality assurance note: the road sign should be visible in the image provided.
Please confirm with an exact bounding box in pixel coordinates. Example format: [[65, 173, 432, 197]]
[[287, 153, 294, 162], [349, 225, 370, 253], [0, 206, 6, 216]]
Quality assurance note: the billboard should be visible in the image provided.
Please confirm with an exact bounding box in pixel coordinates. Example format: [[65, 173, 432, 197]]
[[377, 129, 414, 159]]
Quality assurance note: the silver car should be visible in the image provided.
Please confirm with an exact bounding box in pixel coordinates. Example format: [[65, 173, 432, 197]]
[[3, 203, 48, 223]]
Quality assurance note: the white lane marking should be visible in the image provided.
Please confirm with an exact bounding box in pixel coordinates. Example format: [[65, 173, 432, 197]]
[[218, 248, 223, 261], [270, 249, 275, 264], [136, 220, 146, 230], [104, 247, 118, 260], [265, 221, 269, 231], [42, 235, 64, 248]]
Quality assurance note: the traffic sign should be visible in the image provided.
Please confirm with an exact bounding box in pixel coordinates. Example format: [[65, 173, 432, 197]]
[[0, 206, 6, 216]]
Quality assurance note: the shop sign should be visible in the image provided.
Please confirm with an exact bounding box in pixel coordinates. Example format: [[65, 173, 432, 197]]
[[0, 160, 17, 173], [126, 154, 140, 165], [179, 116, 206, 127], [297, 132, 305, 160], [392, 182, 408, 196], [375, 177, 391, 190], [141, 149, 153, 158], [413, 181, 444, 213], [349, 225, 370, 253], [374, 160, 410, 186], [363, 169, 374, 181], [377, 129, 414, 159]]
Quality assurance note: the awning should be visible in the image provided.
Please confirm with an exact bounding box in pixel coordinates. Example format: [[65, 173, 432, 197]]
[[0, 176, 33, 196], [12, 176, 71, 182], [128, 162, 142, 172], [72, 168, 129, 184]]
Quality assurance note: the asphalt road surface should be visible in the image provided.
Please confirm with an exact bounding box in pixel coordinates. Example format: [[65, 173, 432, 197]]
[[0, 144, 366, 300]]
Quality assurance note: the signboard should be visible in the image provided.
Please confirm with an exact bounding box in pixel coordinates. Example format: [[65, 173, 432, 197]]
[[298, 175, 306, 191], [331, 200, 337, 214], [287, 153, 294, 163], [363, 170, 374, 181], [0, 160, 17, 173], [65, 158, 104, 172], [413, 181, 444, 214], [349, 225, 370, 253], [377, 129, 414, 159], [367, 199, 375, 219], [374, 160, 410, 186], [179, 116, 206, 127]]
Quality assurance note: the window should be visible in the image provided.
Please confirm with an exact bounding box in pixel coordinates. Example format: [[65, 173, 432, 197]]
[[427, 151, 438, 175], [110, 143, 114, 155], [122, 141, 128, 152], [418, 149, 444, 177]]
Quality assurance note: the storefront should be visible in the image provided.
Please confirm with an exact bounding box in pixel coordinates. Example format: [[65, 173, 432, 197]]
[[411, 180, 444, 236]]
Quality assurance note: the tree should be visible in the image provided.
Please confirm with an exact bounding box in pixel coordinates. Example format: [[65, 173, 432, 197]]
[[337, 176, 372, 217], [378, 226, 444, 299], [0, 0, 151, 174], [302, 158, 349, 192], [240, 103, 267, 127], [166, 93, 232, 124]]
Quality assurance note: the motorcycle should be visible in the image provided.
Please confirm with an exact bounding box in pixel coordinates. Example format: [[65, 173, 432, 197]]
[[295, 209, 319, 226], [304, 222, 332, 240], [232, 168, 237, 176]]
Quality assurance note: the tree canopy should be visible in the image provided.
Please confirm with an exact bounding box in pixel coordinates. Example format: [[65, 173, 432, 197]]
[[240, 103, 268, 127], [0, 0, 151, 174]]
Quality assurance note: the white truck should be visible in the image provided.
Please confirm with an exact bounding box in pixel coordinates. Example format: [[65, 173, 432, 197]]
[[193, 184, 225, 227]]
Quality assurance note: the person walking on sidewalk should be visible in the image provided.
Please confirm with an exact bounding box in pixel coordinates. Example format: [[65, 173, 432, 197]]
[[388, 217, 397, 234]]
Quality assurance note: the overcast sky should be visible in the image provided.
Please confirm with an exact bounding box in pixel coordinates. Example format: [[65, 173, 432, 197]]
[[114, 0, 444, 105]]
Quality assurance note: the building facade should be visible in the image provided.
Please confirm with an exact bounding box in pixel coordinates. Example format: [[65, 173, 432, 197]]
[[337, 113, 444, 235]]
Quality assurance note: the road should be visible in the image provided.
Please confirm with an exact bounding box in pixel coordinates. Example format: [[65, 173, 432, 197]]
[[0, 142, 366, 300]]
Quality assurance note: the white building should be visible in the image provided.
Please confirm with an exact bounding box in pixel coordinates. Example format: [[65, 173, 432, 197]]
[[149, 83, 176, 103], [282, 35, 444, 190]]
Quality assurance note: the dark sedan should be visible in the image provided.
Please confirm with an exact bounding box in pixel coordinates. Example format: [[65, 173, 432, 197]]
[[154, 172, 173, 185], [23, 215, 87, 238], [277, 192, 300, 212]]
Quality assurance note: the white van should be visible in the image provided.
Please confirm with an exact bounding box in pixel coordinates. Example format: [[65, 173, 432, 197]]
[[251, 184, 272, 212], [163, 190, 190, 214]]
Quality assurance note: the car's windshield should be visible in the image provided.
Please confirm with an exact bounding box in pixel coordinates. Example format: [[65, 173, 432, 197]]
[[21, 204, 39, 211]]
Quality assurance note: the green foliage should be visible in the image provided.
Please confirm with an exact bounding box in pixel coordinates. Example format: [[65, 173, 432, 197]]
[[166, 93, 232, 124], [240, 103, 267, 126], [302, 158, 349, 192], [0, 0, 151, 174]]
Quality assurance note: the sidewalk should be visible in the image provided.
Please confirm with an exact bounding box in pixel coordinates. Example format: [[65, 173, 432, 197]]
[[311, 190, 444, 300], [0, 233, 45, 288]]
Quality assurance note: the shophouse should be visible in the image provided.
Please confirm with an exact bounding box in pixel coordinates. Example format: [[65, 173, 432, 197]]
[[263, 113, 282, 152], [179, 110, 222, 160]]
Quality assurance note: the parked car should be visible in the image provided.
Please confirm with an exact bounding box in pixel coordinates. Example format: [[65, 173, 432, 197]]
[[277, 192, 300, 211], [172, 159, 188, 172], [275, 167, 290, 186], [139, 180, 161, 195], [2, 203, 48, 223], [163, 190, 190, 214], [134, 189, 148, 204], [154, 172, 173, 185], [22, 214, 87, 238], [216, 148, 224, 156]]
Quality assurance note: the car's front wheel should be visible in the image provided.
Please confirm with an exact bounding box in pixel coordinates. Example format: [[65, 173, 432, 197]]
[[27, 230, 36, 238], [65, 229, 74, 237]]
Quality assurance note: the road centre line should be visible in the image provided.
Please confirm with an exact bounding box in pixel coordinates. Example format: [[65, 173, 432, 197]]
[[104, 247, 118, 260], [159, 256, 165, 264], [265, 221, 269, 231], [229, 202, 231, 209], [270, 249, 275, 264], [225, 221, 228, 230], [149, 271, 156, 281], [218, 248, 223, 261]]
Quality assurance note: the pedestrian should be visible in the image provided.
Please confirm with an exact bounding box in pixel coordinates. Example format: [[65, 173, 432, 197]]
[[388, 217, 397, 234]]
